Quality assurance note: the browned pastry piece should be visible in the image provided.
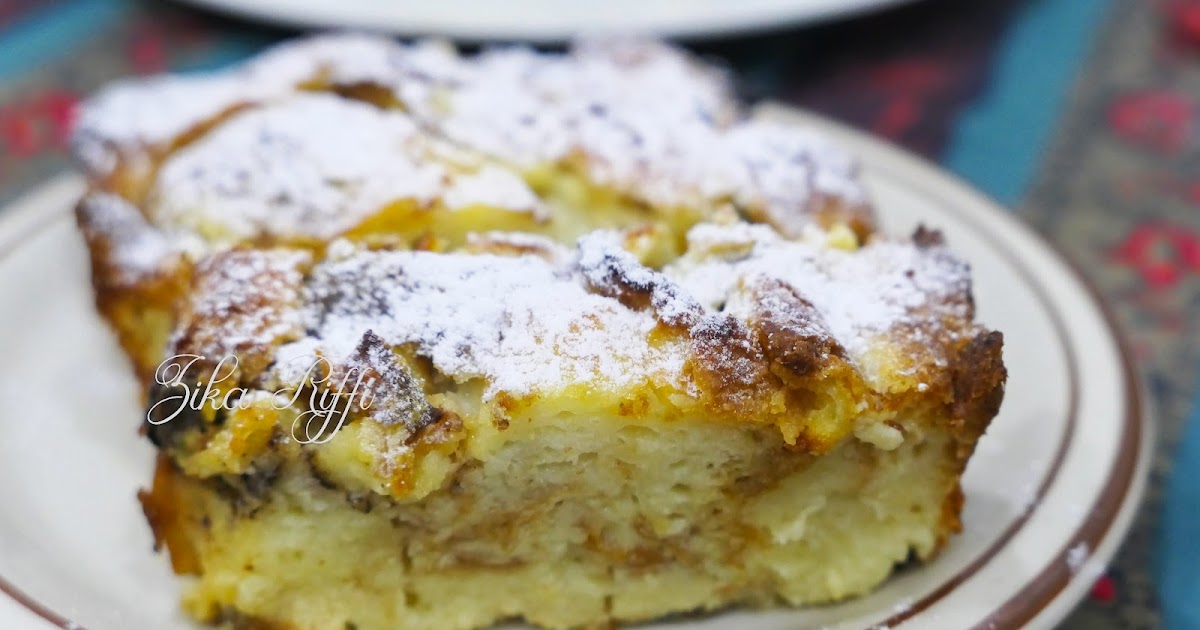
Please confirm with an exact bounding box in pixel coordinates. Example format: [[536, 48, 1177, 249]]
[[72, 35, 874, 380], [71, 34, 1002, 630]]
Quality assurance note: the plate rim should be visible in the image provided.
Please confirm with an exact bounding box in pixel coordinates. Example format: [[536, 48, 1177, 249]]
[[758, 104, 1151, 629], [166, 0, 921, 42], [0, 105, 1152, 629], [0, 176, 87, 629]]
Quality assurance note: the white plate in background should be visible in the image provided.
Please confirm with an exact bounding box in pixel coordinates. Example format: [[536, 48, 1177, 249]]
[[171, 0, 920, 41]]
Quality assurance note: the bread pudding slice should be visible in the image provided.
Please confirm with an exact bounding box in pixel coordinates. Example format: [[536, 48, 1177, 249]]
[[73, 32, 1004, 630], [138, 221, 1004, 630], [72, 35, 873, 381]]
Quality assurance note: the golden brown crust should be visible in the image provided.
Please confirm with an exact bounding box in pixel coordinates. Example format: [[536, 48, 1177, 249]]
[[931, 331, 1006, 553], [74, 37, 880, 396], [139, 454, 201, 575], [77, 34, 1004, 630], [168, 249, 310, 379], [948, 330, 1008, 463], [148, 223, 1004, 457], [75, 193, 191, 381], [749, 279, 848, 381], [686, 315, 780, 419]]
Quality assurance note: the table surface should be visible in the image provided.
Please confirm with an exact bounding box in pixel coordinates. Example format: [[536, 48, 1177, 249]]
[[1, 0, 1197, 628]]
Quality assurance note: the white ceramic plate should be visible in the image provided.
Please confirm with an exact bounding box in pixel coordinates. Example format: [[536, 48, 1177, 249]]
[[171, 0, 919, 41], [0, 108, 1151, 630]]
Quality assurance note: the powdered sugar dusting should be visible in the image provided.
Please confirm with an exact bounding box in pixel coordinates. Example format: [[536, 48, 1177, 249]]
[[73, 73, 256, 176], [444, 165, 544, 216], [682, 221, 784, 255], [247, 32, 406, 88], [341, 331, 432, 429], [666, 223, 972, 378], [265, 222, 969, 402], [74, 34, 871, 243], [71, 33, 406, 176], [464, 231, 571, 263], [172, 250, 309, 361], [77, 192, 177, 284], [150, 94, 443, 244], [727, 120, 867, 235], [394, 39, 867, 231], [393, 39, 735, 169], [277, 249, 681, 400], [576, 230, 705, 327], [144, 91, 545, 251]]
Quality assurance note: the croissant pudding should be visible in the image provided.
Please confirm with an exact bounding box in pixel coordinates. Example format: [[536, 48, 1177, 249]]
[[72, 34, 1004, 630]]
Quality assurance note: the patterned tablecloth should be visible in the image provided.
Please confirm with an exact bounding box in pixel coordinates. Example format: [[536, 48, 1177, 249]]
[[1, 0, 1197, 628]]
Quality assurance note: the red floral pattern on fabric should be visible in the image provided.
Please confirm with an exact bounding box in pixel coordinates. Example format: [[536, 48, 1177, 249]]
[[0, 90, 78, 159], [1108, 90, 1195, 156], [1091, 575, 1118, 604], [1166, 0, 1200, 47], [1112, 223, 1200, 289]]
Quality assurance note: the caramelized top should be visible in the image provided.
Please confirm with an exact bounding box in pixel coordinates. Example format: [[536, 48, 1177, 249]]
[[166, 221, 995, 450], [75, 35, 1005, 466], [73, 34, 872, 258]]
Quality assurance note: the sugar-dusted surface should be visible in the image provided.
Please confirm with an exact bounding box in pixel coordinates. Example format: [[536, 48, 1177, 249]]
[[462, 231, 571, 263], [394, 40, 868, 230], [240, 222, 976, 409], [70, 34, 408, 177], [275, 246, 681, 402], [391, 41, 737, 193], [170, 249, 310, 364], [76, 192, 178, 285], [442, 166, 543, 216], [667, 223, 973, 369], [72, 34, 872, 250], [726, 121, 868, 235], [150, 94, 544, 246]]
